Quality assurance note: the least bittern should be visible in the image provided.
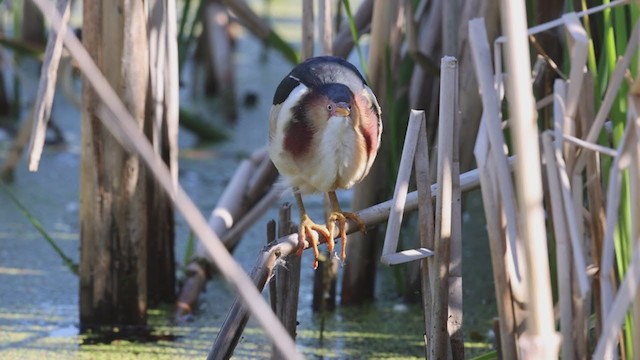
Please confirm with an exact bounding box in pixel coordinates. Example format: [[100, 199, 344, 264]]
[[268, 56, 382, 268]]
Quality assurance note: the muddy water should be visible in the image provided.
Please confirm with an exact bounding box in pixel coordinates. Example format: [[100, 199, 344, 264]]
[[0, 2, 495, 359]]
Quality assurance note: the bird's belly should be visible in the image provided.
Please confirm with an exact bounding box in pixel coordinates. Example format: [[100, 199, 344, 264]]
[[302, 117, 366, 192]]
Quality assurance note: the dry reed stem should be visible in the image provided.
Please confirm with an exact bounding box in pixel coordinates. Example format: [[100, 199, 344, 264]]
[[415, 112, 435, 356], [166, 0, 180, 185], [552, 85, 590, 298], [562, 134, 618, 157], [430, 56, 457, 360], [468, 18, 526, 302], [27, 0, 71, 172], [30, 1, 303, 358], [302, 0, 314, 60], [561, 13, 588, 121], [474, 120, 518, 359], [381, 110, 428, 264], [542, 129, 575, 360], [448, 64, 464, 360], [267, 220, 277, 314], [148, 0, 167, 155], [367, 0, 394, 88], [562, 12, 588, 168], [579, 73, 605, 338], [442, 0, 458, 57], [408, 0, 442, 110], [559, 23, 591, 353], [272, 204, 301, 360], [500, 0, 557, 354], [204, 2, 234, 113], [209, 248, 279, 359], [319, 0, 332, 56]]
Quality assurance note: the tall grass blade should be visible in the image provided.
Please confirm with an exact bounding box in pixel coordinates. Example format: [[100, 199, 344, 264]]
[[342, 0, 368, 79]]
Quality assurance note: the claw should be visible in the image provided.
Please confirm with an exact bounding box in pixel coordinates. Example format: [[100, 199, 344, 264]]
[[297, 214, 332, 269], [328, 211, 366, 261]]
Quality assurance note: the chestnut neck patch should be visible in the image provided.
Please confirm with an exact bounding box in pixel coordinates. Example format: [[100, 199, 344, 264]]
[[284, 119, 313, 158]]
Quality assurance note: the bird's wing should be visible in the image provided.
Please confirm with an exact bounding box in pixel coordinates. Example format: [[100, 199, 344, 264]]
[[279, 56, 368, 93], [269, 103, 282, 141], [348, 83, 382, 185]]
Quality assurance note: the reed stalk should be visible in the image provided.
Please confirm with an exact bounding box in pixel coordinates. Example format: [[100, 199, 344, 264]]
[[429, 56, 457, 360], [500, 0, 557, 356], [26, 0, 70, 172], [301, 0, 313, 60], [272, 204, 301, 360], [414, 111, 435, 357], [469, 18, 526, 304], [542, 128, 575, 360]]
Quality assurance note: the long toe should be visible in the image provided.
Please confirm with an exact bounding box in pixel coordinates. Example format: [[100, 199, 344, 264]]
[[327, 211, 367, 262], [299, 215, 333, 269]]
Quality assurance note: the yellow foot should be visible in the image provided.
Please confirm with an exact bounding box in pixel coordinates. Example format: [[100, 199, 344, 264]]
[[297, 214, 332, 269], [327, 211, 366, 261]]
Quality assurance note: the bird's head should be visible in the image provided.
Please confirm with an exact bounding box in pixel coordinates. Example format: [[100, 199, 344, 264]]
[[293, 83, 357, 129], [316, 83, 353, 119]]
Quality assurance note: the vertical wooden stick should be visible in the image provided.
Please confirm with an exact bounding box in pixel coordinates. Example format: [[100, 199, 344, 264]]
[[448, 60, 464, 359], [579, 73, 605, 341], [165, 0, 180, 186], [552, 85, 590, 299], [475, 120, 518, 359], [542, 130, 575, 360], [302, 0, 314, 60], [415, 111, 435, 356], [267, 220, 278, 313], [431, 56, 457, 360], [318, 0, 332, 56], [468, 18, 525, 299], [273, 204, 301, 360], [500, 0, 557, 356]]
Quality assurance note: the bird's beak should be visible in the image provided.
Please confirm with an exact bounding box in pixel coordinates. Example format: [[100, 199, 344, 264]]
[[332, 103, 351, 117]]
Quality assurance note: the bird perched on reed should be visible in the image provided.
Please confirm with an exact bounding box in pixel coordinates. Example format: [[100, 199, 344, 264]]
[[269, 56, 382, 268]]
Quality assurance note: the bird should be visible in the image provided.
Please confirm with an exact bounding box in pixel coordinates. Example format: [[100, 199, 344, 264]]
[[268, 56, 382, 269]]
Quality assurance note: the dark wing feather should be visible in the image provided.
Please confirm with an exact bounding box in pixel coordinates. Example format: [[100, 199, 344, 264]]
[[272, 56, 368, 106], [272, 76, 302, 105]]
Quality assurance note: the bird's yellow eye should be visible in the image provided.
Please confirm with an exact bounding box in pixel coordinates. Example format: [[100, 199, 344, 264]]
[[327, 104, 333, 111]]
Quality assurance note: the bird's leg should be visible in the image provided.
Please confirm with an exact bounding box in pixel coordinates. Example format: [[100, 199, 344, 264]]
[[327, 191, 367, 261], [294, 189, 332, 269]]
